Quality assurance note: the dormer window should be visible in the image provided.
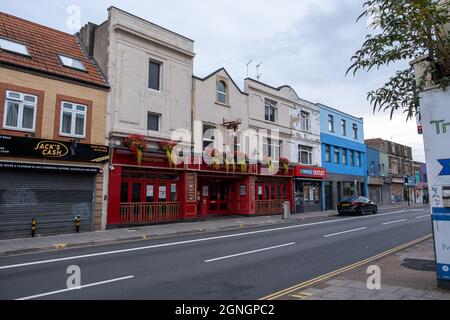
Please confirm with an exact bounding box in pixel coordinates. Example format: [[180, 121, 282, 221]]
[[58, 54, 86, 71], [0, 38, 29, 56], [217, 81, 227, 104]]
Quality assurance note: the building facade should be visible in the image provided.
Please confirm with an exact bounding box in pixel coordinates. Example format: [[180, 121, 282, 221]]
[[0, 12, 109, 239], [414, 161, 429, 204], [319, 104, 368, 210], [365, 138, 414, 204]]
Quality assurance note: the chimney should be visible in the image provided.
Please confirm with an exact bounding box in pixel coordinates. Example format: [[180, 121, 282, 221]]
[[78, 22, 98, 57]]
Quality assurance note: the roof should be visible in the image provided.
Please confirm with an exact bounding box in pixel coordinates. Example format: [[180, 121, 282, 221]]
[[0, 11, 109, 89], [193, 67, 248, 96], [318, 103, 364, 123]]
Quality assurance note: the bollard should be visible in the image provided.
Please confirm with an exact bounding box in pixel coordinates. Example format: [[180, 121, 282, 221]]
[[75, 216, 80, 233], [31, 218, 37, 237]]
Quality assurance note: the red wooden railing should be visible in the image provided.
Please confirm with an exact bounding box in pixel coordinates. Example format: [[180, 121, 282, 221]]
[[119, 202, 182, 224], [255, 200, 286, 216]]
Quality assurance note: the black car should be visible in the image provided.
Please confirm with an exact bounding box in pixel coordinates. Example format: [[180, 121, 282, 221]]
[[337, 196, 378, 216]]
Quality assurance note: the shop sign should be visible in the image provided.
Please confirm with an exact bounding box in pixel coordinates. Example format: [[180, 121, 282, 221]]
[[294, 166, 327, 179], [421, 88, 450, 283], [0, 161, 99, 174], [0, 135, 109, 163]]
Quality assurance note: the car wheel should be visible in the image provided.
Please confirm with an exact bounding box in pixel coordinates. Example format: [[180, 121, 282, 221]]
[[357, 207, 364, 216], [373, 206, 378, 215]]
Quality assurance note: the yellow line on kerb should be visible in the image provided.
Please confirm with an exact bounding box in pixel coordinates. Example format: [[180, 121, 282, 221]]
[[259, 234, 432, 300]]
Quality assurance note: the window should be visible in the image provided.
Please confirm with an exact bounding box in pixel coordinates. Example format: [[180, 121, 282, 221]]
[[342, 149, 348, 165], [298, 145, 313, 165], [59, 101, 87, 138], [334, 147, 340, 164], [353, 124, 358, 139], [3, 91, 37, 132], [370, 161, 376, 175], [147, 113, 160, 131], [264, 137, 280, 158], [58, 55, 86, 71], [325, 145, 331, 162], [350, 150, 355, 166], [328, 115, 334, 132], [356, 152, 361, 167], [0, 38, 29, 56], [217, 81, 227, 104], [148, 60, 162, 91], [341, 119, 346, 136], [203, 125, 216, 150], [300, 111, 310, 131], [265, 99, 277, 123]]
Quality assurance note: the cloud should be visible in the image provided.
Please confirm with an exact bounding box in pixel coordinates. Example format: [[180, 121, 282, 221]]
[[1, 0, 425, 161]]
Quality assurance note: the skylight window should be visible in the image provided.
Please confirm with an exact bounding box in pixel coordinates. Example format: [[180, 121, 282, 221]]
[[58, 55, 86, 71], [0, 38, 30, 56]]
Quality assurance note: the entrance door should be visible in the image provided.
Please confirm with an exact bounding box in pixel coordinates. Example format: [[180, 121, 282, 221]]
[[208, 183, 229, 213], [325, 182, 333, 211]]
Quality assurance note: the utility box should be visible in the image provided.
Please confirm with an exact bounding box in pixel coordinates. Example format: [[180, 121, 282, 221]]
[[283, 201, 291, 219]]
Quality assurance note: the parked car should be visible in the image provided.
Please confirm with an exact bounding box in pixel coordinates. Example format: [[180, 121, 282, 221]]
[[337, 196, 378, 216]]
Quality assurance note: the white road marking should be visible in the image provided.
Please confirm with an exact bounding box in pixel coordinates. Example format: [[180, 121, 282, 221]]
[[415, 215, 430, 219], [323, 227, 367, 238], [0, 208, 429, 271], [382, 219, 407, 225], [205, 243, 295, 263], [15, 275, 134, 300]]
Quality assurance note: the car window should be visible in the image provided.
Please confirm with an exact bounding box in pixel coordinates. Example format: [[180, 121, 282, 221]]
[[342, 196, 358, 202], [359, 197, 369, 203]]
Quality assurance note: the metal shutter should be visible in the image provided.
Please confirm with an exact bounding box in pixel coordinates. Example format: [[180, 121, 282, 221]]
[[0, 171, 95, 240]]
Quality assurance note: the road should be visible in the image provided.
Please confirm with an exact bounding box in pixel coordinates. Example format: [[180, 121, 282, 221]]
[[0, 207, 432, 300]]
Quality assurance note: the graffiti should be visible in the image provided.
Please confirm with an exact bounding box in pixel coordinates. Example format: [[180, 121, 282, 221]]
[[431, 186, 442, 207], [2, 188, 37, 206]]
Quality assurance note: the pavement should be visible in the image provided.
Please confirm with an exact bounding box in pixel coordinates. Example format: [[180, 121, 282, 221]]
[[0, 203, 435, 300], [278, 237, 450, 300], [0, 203, 423, 257]]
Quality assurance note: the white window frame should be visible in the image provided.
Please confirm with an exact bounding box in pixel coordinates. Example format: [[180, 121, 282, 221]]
[[3, 90, 37, 132], [300, 111, 310, 132], [59, 101, 87, 139], [264, 99, 277, 123], [58, 54, 86, 71], [0, 38, 30, 56], [328, 115, 334, 132], [353, 123, 358, 139], [298, 145, 313, 165], [217, 81, 227, 105], [341, 119, 347, 136]]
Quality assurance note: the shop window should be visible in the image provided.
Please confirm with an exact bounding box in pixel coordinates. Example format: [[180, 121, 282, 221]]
[[170, 183, 177, 202], [146, 183, 155, 202], [132, 183, 141, 203], [158, 185, 167, 201], [120, 182, 129, 203]]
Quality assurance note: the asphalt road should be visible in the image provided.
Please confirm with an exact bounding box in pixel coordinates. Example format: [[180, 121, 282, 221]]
[[0, 207, 432, 300]]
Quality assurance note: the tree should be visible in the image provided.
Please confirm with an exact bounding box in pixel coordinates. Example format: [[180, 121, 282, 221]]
[[347, 0, 450, 119]]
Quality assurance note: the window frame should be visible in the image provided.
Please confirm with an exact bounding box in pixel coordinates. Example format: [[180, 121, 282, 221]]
[[3, 90, 37, 133], [298, 145, 313, 165], [58, 54, 87, 72], [325, 145, 331, 162], [352, 123, 358, 139], [341, 119, 347, 136], [264, 99, 277, 123], [328, 115, 334, 132], [300, 111, 310, 132], [217, 81, 227, 105], [59, 101, 87, 139], [350, 150, 355, 166], [0, 37, 30, 57], [147, 112, 161, 132], [148, 59, 162, 91], [334, 147, 340, 164], [342, 148, 348, 165]]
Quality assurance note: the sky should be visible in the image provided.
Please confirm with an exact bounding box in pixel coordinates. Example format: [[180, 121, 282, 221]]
[[2, 0, 426, 162]]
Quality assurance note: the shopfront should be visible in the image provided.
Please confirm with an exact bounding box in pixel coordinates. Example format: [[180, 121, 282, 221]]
[[391, 178, 405, 203], [0, 135, 109, 239], [294, 166, 327, 213], [107, 144, 295, 227]]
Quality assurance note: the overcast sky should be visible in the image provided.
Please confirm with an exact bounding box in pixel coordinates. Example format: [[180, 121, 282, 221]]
[[2, 0, 425, 162]]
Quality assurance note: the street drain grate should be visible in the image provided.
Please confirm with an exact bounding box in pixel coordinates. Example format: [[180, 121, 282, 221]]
[[401, 258, 436, 272]]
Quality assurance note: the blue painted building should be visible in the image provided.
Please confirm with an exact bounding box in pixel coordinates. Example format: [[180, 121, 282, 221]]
[[319, 104, 368, 210]]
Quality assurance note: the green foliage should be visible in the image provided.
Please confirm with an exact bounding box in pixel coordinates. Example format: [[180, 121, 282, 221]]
[[347, 0, 450, 120]]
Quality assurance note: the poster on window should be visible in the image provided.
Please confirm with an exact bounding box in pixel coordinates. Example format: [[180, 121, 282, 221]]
[[258, 186, 263, 195], [146, 185, 154, 197], [159, 186, 166, 200], [240, 185, 247, 196]]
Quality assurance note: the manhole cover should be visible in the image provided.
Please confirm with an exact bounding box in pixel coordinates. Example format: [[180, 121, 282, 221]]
[[401, 258, 436, 272]]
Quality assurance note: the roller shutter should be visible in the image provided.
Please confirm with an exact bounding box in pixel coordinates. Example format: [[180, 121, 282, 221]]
[[0, 171, 95, 239]]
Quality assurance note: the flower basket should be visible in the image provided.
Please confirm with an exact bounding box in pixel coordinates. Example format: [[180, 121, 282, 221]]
[[124, 134, 146, 165], [223, 152, 236, 173], [280, 157, 290, 174], [236, 152, 248, 174], [159, 141, 178, 167]]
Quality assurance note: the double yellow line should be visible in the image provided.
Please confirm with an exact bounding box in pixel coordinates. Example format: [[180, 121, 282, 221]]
[[260, 234, 432, 300]]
